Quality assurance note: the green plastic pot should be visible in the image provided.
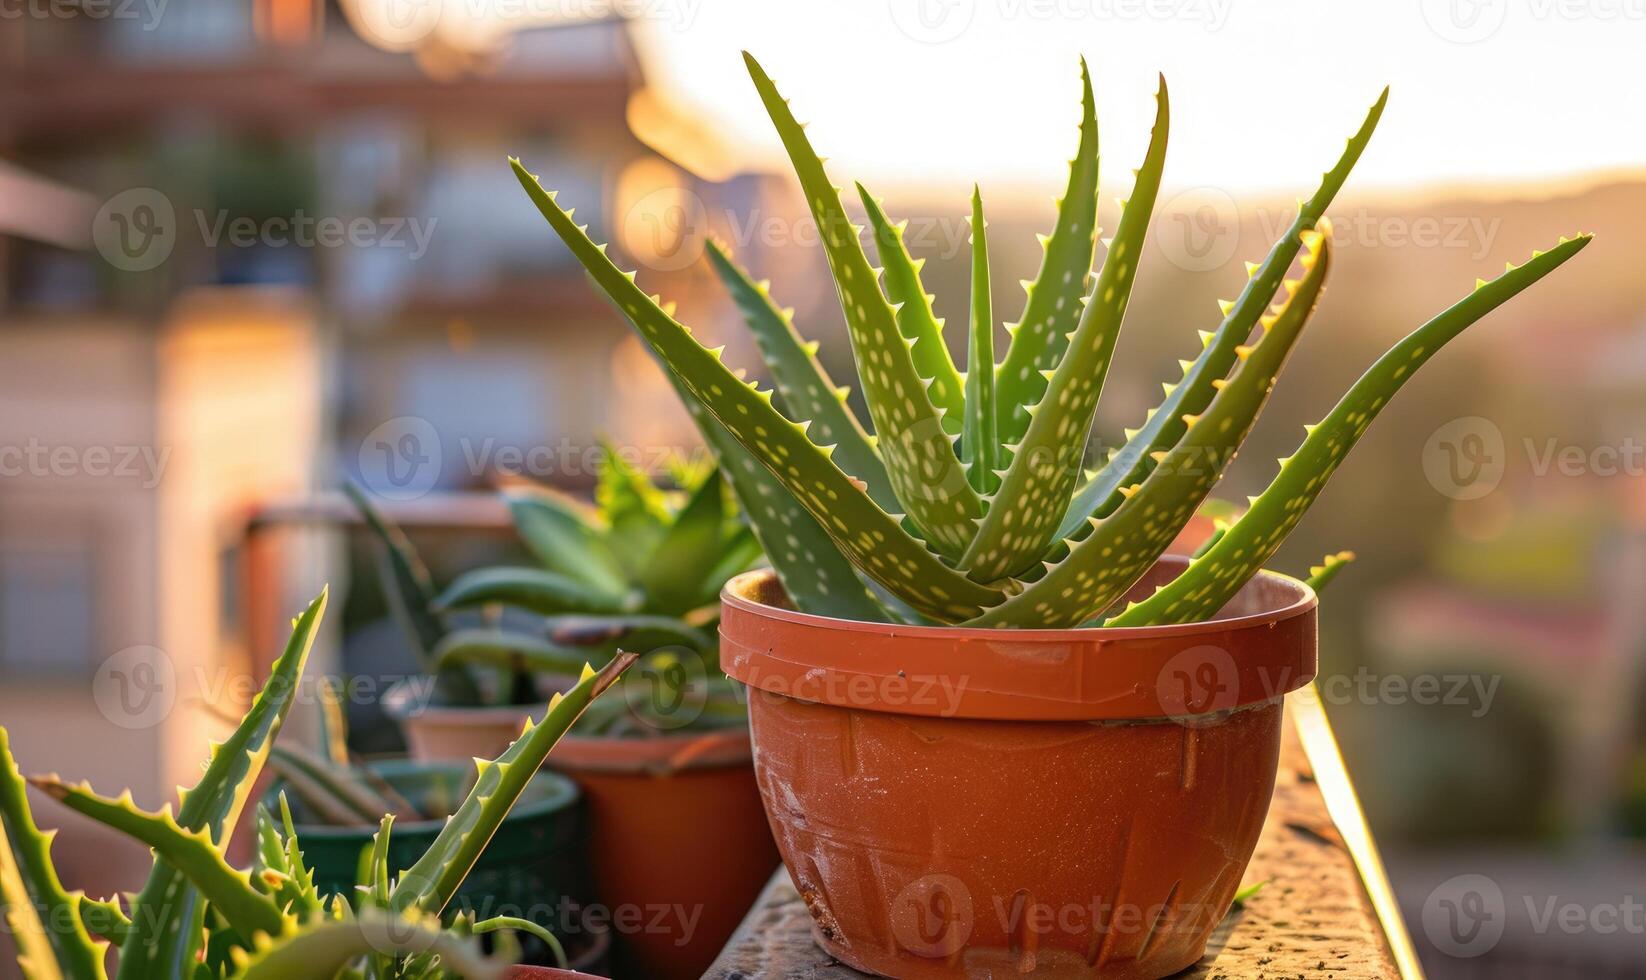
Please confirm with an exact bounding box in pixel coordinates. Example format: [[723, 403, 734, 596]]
[[266, 760, 586, 932]]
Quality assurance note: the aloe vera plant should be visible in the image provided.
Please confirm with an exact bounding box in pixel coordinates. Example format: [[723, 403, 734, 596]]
[[511, 52, 1589, 628], [352, 452, 758, 729], [0, 589, 634, 979]]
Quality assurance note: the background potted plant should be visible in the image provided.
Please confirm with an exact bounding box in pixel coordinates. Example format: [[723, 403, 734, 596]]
[[511, 52, 1589, 978], [0, 588, 635, 979], [354, 459, 776, 980]]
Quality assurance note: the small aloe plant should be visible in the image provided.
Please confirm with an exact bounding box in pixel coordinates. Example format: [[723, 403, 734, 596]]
[[0, 589, 634, 979], [511, 53, 1589, 628], [350, 451, 758, 729]]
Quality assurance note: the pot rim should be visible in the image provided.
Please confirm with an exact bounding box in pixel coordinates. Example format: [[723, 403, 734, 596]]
[[721, 558, 1316, 639], [271, 759, 580, 839], [546, 724, 752, 775], [718, 556, 1318, 722]]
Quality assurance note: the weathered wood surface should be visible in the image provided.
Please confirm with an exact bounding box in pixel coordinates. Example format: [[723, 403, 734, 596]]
[[704, 712, 1400, 979]]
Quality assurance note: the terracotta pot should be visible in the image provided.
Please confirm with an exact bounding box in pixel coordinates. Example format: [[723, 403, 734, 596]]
[[384, 684, 778, 980], [548, 728, 780, 980], [719, 556, 1317, 980]]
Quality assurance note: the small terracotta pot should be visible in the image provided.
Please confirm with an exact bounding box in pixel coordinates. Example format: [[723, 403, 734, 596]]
[[548, 729, 780, 980], [719, 556, 1317, 980], [384, 686, 778, 980]]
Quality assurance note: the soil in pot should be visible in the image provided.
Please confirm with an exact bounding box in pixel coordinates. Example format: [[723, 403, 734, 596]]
[[271, 759, 586, 963], [718, 557, 1317, 980]]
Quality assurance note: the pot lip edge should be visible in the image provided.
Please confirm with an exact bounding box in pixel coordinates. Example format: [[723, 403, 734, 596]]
[[721, 556, 1317, 641]]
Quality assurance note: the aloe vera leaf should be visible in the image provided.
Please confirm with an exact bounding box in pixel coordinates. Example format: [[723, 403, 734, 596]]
[[740, 53, 982, 557], [511, 160, 1003, 622], [269, 744, 398, 826], [0, 819, 70, 980], [636, 465, 728, 615], [252, 804, 318, 919], [391, 656, 635, 916], [31, 780, 287, 942], [703, 239, 895, 510], [116, 590, 325, 980], [267, 754, 373, 826], [542, 614, 712, 652], [962, 186, 999, 493], [229, 912, 506, 980], [432, 629, 596, 678], [274, 796, 322, 916], [368, 815, 392, 909], [315, 677, 350, 769], [1305, 551, 1355, 594], [472, 916, 566, 970], [684, 397, 891, 621], [1110, 234, 1591, 626], [855, 183, 966, 432], [973, 226, 1331, 627], [1057, 88, 1389, 542], [504, 488, 628, 601], [0, 729, 103, 980], [596, 440, 672, 577], [994, 57, 1101, 452], [77, 897, 130, 948], [435, 567, 629, 616], [962, 78, 1169, 582]]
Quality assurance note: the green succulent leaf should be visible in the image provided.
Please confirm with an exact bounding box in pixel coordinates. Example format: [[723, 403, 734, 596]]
[[504, 488, 629, 601], [1304, 551, 1355, 594], [31, 779, 288, 943], [117, 590, 325, 980], [472, 916, 566, 971], [77, 897, 130, 948], [542, 614, 712, 652], [741, 52, 982, 558], [855, 183, 966, 433], [432, 628, 599, 678], [703, 239, 895, 510], [962, 77, 1168, 582], [435, 567, 629, 616], [391, 655, 635, 916], [679, 392, 890, 621], [0, 728, 105, 980], [962, 186, 999, 493], [228, 911, 506, 980], [511, 159, 1003, 622], [974, 226, 1330, 627], [636, 465, 728, 615], [1058, 87, 1389, 542], [1110, 234, 1591, 626], [595, 440, 672, 577], [268, 744, 396, 827], [698, 524, 763, 607], [994, 57, 1101, 452]]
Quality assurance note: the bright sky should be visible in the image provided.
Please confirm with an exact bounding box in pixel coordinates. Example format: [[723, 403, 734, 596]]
[[628, 0, 1644, 196]]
